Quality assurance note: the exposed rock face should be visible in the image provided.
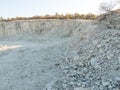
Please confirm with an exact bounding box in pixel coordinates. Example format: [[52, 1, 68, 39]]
[[0, 19, 58, 38], [0, 19, 80, 39]]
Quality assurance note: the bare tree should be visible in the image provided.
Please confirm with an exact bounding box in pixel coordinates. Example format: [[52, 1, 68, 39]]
[[99, 0, 118, 13]]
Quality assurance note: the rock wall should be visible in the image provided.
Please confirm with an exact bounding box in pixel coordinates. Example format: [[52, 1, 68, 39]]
[[0, 19, 85, 41], [0, 19, 58, 38]]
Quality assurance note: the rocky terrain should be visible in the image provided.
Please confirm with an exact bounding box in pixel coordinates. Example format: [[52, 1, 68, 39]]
[[98, 9, 120, 30], [0, 16, 120, 90]]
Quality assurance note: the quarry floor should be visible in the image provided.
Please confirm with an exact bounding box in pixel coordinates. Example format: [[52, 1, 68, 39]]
[[0, 37, 71, 90]]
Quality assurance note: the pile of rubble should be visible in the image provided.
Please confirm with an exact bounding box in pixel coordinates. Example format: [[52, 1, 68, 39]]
[[51, 22, 120, 90], [98, 9, 120, 30]]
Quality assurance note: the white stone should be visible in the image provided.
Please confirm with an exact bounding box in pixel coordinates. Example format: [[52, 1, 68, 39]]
[[102, 81, 109, 86]]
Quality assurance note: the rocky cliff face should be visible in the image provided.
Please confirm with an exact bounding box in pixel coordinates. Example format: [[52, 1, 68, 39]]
[[0, 19, 81, 40], [0, 19, 60, 38]]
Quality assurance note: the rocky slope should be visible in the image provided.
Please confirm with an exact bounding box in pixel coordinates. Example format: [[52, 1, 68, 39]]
[[98, 9, 120, 30], [0, 19, 120, 90]]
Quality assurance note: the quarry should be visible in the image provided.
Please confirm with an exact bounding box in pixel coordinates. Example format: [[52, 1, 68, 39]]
[[0, 12, 120, 90]]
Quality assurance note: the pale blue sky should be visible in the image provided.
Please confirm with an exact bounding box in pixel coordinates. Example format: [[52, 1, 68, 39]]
[[0, 0, 106, 18]]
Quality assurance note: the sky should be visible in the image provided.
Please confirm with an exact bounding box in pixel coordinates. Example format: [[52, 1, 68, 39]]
[[0, 0, 109, 18]]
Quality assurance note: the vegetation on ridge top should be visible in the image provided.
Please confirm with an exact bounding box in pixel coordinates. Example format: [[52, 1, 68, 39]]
[[0, 13, 97, 21]]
